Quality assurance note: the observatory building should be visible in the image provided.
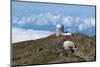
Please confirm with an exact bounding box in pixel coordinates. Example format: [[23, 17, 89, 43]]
[[63, 41, 77, 53], [56, 24, 64, 36], [56, 24, 72, 36]]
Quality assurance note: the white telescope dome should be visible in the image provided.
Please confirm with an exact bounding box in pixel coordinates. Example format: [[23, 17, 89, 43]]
[[56, 24, 64, 36], [63, 41, 76, 50], [56, 24, 63, 28]]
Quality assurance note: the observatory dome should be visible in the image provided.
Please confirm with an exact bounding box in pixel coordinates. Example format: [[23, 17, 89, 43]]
[[56, 24, 64, 36], [63, 41, 76, 50], [63, 41, 77, 53], [56, 24, 64, 28]]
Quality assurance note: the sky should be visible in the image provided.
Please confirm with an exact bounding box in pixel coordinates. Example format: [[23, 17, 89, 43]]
[[12, 1, 96, 43]]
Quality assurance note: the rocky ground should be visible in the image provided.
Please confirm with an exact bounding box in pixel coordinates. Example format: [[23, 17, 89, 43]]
[[12, 33, 96, 66]]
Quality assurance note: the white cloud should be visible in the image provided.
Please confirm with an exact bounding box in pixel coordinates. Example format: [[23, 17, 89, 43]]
[[12, 12, 61, 26], [79, 24, 87, 31], [91, 19, 95, 26], [12, 27, 54, 43], [75, 17, 80, 22], [62, 16, 74, 26], [44, 12, 61, 25], [78, 17, 95, 31], [84, 18, 95, 27], [12, 12, 95, 32]]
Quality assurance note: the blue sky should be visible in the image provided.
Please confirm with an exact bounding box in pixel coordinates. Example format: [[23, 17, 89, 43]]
[[12, 1, 96, 43]]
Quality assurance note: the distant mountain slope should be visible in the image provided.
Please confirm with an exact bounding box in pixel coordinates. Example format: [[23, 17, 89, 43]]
[[12, 33, 96, 66]]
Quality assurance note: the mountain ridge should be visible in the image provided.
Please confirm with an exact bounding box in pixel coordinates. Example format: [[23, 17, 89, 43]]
[[12, 33, 96, 66]]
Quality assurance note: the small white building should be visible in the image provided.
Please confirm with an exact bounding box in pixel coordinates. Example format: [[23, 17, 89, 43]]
[[56, 24, 72, 36], [62, 32, 72, 36], [56, 24, 64, 36]]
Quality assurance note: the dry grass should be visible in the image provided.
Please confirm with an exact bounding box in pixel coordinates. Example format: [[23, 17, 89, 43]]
[[12, 33, 96, 66]]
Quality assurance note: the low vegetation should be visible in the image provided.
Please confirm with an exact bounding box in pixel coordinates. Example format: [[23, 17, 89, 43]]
[[12, 33, 96, 66]]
